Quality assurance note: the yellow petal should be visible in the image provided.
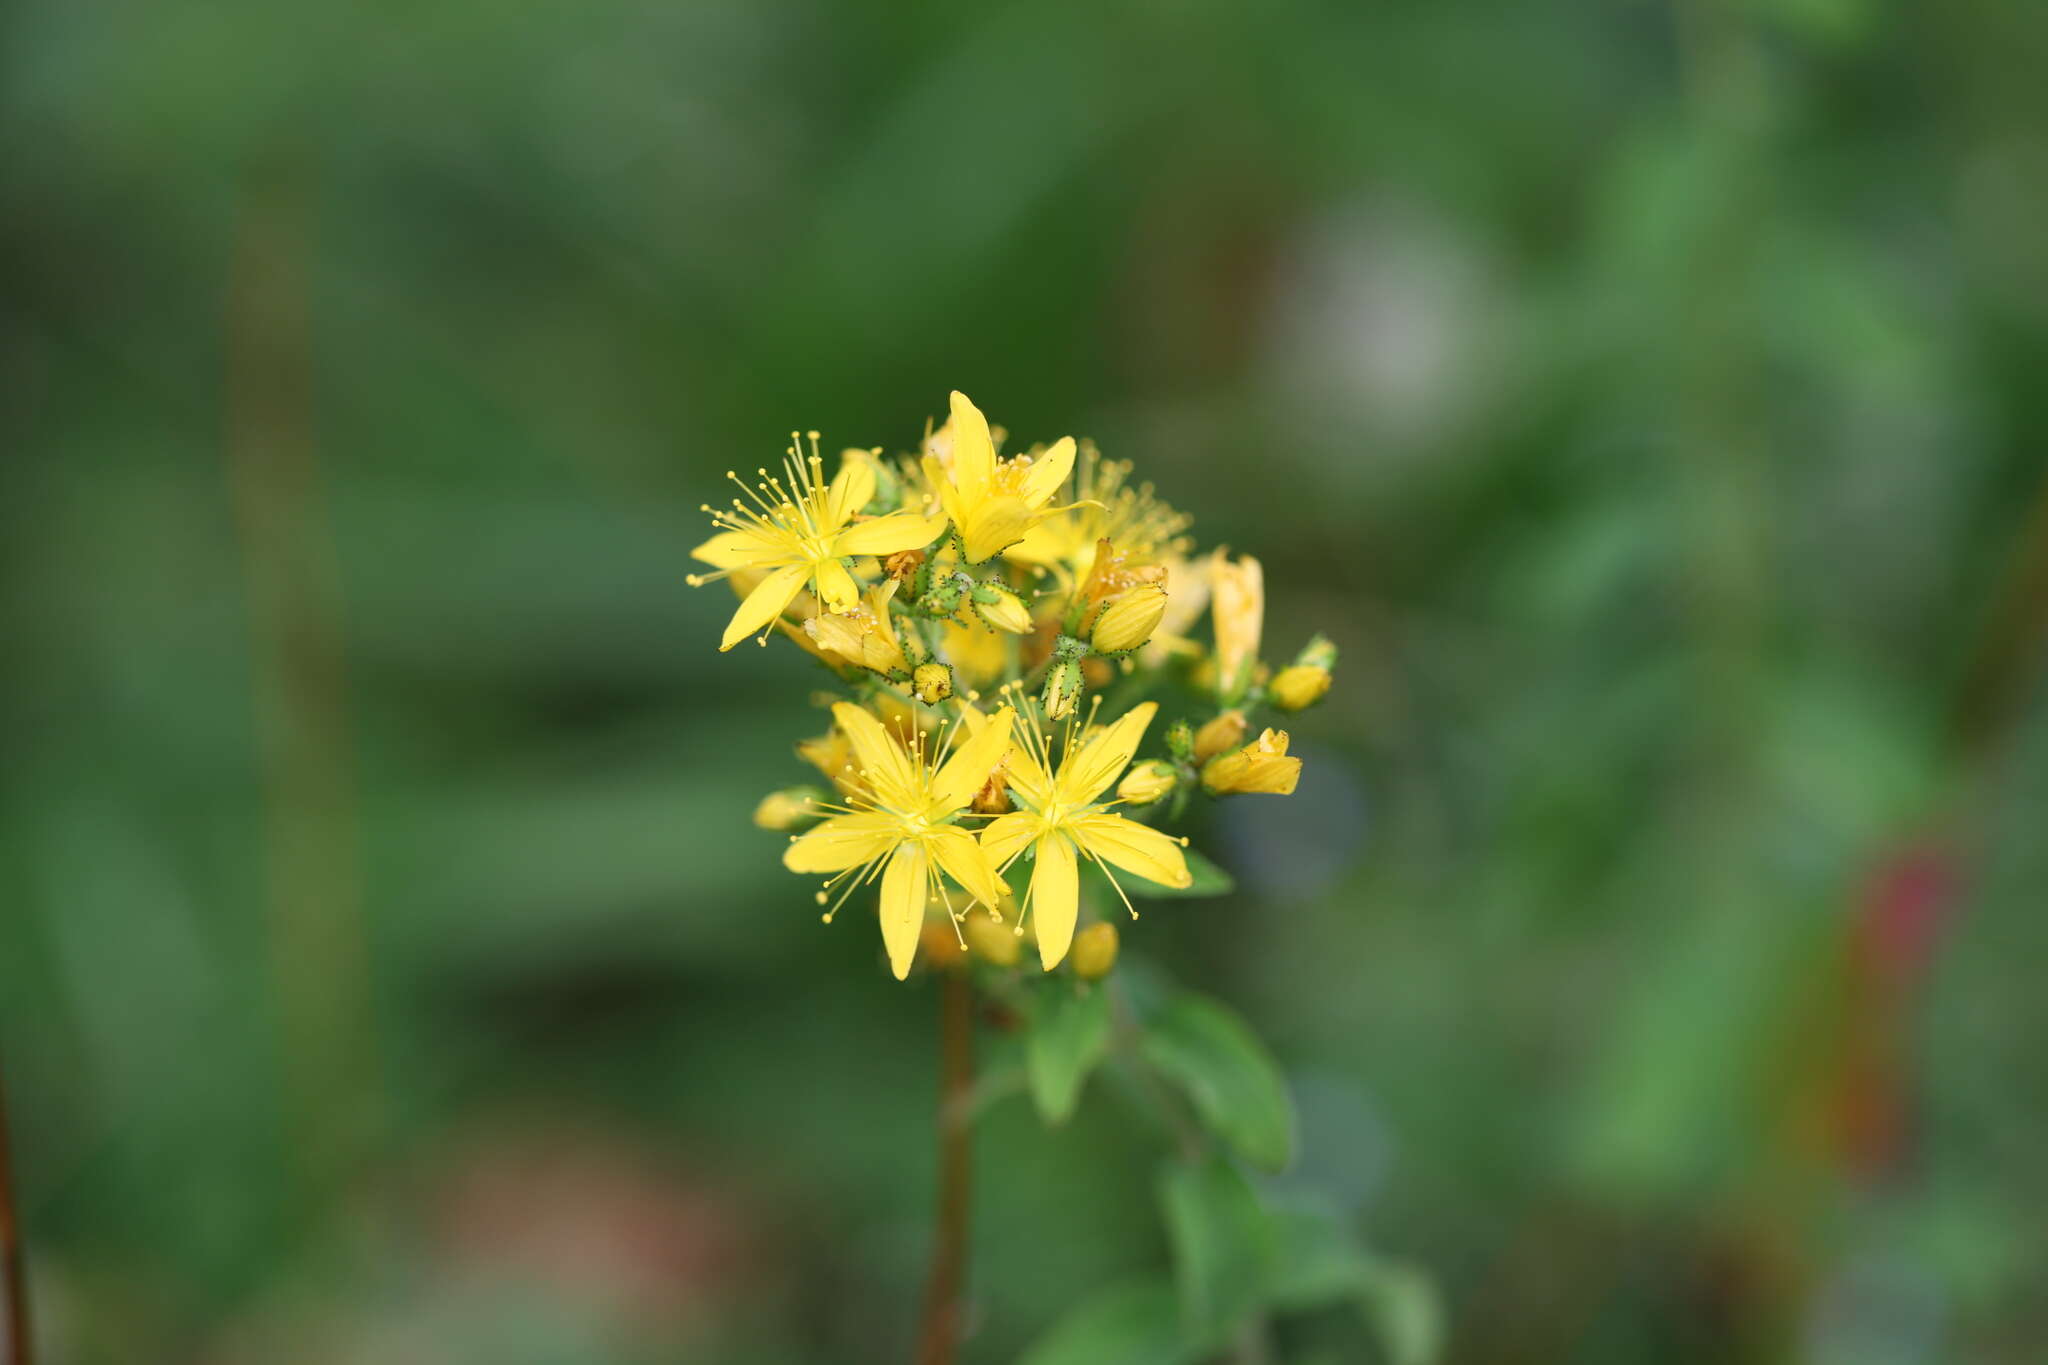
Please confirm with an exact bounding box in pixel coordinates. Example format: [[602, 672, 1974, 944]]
[[1071, 813, 1191, 889], [1058, 701, 1158, 805], [1019, 436, 1076, 508], [960, 496, 1034, 564], [979, 811, 1041, 870], [720, 563, 807, 651], [1031, 833, 1079, 971], [692, 528, 780, 569], [947, 391, 995, 501], [813, 558, 862, 613], [880, 842, 928, 981], [783, 813, 899, 874], [926, 825, 1006, 910], [833, 510, 946, 557], [930, 707, 1013, 811], [824, 452, 876, 528], [830, 702, 922, 811]]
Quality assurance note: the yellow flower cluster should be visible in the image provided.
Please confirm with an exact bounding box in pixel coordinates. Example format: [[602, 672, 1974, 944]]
[[692, 392, 1338, 980]]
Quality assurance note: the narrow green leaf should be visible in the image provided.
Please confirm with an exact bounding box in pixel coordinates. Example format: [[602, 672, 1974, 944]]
[[1026, 982, 1112, 1124], [1140, 993, 1296, 1170], [1017, 1277, 1204, 1365], [1124, 847, 1235, 898], [1158, 1155, 1277, 1340]]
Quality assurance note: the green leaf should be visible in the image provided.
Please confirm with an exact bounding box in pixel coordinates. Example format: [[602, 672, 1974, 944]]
[[1141, 993, 1296, 1170], [1123, 847, 1235, 898], [1267, 1204, 1378, 1311], [1027, 982, 1112, 1124], [1266, 1204, 1444, 1365], [1158, 1155, 1277, 1340], [1017, 1277, 1205, 1365]]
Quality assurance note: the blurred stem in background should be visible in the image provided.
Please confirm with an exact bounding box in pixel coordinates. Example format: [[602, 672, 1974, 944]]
[[0, 1060, 29, 1365], [225, 165, 381, 1207], [915, 973, 974, 1365]]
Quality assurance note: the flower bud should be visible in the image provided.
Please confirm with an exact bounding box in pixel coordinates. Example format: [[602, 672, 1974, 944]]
[[1071, 922, 1119, 980], [972, 583, 1033, 634], [1192, 709, 1247, 763], [1201, 728, 1302, 796], [1296, 633, 1338, 672], [964, 909, 1021, 966], [1270, 664, 1331, 712], [752, 786, 825, 830], [913, 661, 954, 704], [1089, 585, 1169, 655], [1042, 655, 1083, 721], [1209, 550, 1264, 698], [1165, 720, 1195, 763], [1117, 760, 1178, 806]]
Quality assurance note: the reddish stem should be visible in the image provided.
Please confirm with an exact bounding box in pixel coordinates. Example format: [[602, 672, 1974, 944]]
[[914, 973, 974, 1365]]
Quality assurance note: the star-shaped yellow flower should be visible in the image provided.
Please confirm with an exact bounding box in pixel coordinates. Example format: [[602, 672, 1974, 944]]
[[978, 700, 1192, 970], [924, 392, 1077, 564], [691, 438, 943, 651], [784, 702, 1015, 979]]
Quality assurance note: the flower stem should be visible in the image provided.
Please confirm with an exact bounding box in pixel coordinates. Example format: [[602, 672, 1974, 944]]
[[0, 1059, 31, 1365], [914, 972, 974, 1365]]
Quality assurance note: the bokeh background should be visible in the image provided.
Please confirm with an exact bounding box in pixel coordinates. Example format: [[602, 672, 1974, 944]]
[[5, 0, 2048, 1360]]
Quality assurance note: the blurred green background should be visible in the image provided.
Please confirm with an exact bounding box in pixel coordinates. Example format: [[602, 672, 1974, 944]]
[[5, 0, 2048, 1360]]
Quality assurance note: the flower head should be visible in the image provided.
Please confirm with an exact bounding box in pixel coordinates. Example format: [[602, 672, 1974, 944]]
[[978, 699, 1192, 970], [784, 703, 1017, 979], [691, 437, 944, 650], [1202, 727, 1301, 796], [924, 392, 1077, 564]]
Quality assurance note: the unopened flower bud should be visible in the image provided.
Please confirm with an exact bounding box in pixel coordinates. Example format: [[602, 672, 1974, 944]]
[[1117, 760, 1178, 806], [753, 786, 825, 830], [920, 919, 967, 972], [1089, 585, 1169, 655], [964, 909, 1021, 966], [972, 583, 1033, 634], [1165, 720, 1195, 763], [1201, 728, 1302, 796], [913, 661, 954, 704], [1192, 709, 1247, 763], [1071, 922, 1119, 979], [1042, 655, 1084, 721], [1270, 664, 1331, 712], [1296, 633, 1338, 672]]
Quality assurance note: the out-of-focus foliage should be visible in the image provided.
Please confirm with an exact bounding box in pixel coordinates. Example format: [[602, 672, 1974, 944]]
[[3, 0, 2046, 1360]]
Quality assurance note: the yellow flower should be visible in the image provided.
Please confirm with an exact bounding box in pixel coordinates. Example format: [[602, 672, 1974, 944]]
[[1089, 584, 1169, 654], [1209, 549, 1264, 697], [784, 703, 1016, 980], [1141, 551, 1210, 666], [691, 437, 944, 651], [924, 392, 1077, 563], [802, 581, 913, 677], [1005, 443, 1192, 576], [978, 701, 1192, 970], [1202, 727, 1302, 796]]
